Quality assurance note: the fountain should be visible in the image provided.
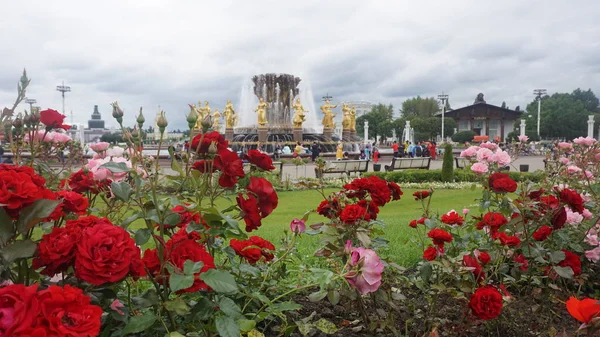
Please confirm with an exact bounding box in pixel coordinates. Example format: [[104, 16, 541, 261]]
[[233, 73, 337, 153]]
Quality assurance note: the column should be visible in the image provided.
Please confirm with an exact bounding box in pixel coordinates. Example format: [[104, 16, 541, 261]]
[[500, 119, 505, 141], [587, 115, 595, 138], [520, 119, 526, 137], [364, 121, 369, 144]]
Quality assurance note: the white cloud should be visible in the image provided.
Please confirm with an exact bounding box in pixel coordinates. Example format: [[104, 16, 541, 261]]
[[1, 0, 599, 129]]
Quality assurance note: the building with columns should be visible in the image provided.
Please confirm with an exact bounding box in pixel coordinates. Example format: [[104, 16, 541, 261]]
[[442, 93, 522, 142]]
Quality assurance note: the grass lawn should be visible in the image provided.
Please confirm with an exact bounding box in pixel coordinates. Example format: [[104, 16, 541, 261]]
[[252, 188, 481, 266]]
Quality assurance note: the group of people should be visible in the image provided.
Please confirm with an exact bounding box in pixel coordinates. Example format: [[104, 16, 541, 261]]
[[391, 140, 438, 159]]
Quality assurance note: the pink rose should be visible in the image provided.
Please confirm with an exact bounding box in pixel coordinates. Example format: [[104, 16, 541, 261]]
[[476, 148, 494, 163], [491, 150, 511, 166], [289, 218, 306, 234], [582, 209, 593, 219], [344, 247, 384, 294], [471, 162, 489, 174], [573, 137, 596, 147], [52, 132, 71, 144], [90, 142, 110, 152], [559, 157, 570, 165], [567, 166, 582, 173], [460, 146, 480, 158], [558, 142, 573, 150], [480, 142, 498, 151], [106, 146, 125, 157], [463, 208, 470, 215], [517, 135, 529, 142], [585, 247, 600, 262], [566, 207, 583, 225]]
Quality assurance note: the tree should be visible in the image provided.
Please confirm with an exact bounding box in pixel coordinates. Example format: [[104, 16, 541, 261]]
[[100, 133, 123, 144], [571, 88, 599, 113], [400, 96, 440, 118], [452, 131, 476, 143], [355, 103, 394, 140], [441, 143, 454, 182], [405, 116, 456, 141]]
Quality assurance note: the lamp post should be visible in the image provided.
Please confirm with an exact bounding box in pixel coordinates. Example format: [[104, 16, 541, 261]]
[[56, 81, 71, 123], [438, 92, 449, 142], [24, 98, 37, 113], [533, 89, 546, 137]]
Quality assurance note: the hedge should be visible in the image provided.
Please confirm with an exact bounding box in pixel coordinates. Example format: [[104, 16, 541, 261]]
[[364, 169, 544, 184]]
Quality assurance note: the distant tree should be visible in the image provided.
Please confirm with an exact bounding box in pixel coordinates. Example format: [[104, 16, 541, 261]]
[[356, 103, 394, 140], [452, 131, 477, 143], [571, 88, 599, 113], [441, 143, 454, 182], [404, 116, 456, 141], [401, 96, 440, 118], [100, 133, 123, 144]]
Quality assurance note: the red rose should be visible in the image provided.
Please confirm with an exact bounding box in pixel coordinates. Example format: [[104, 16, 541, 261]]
[[170, 224, 205, 244], [214, 149, 245, 188], [357, 199, 379, 221], [237, 193, 262, 232], [167, 238, 215, 293], [388, 181, 403, 201], [246, 177, 278, 217], [0, 284, 38, 336], [528, 188, 545, 200], [36, 285, 102, 337], [340, 204, 368, 224], [441, 210, 465, 226], [230, 236, 276, 264], [409, 217, 426, 228], [245, 149, 275, 171], [191, 160, 217, 173], [423, 246, 438, 261], [488, 172, 517, 193], [559, 250, 581, 276], [191, 131, 228, 155], [39, 108, 70, 130], [552, 207, 567, 230], [469, 286, 503, 320], [463, 255, 485, 282], [427, 228, 453, 247], [532, 225, 553, 241], [75, 224, 142, 285], [142, 248, 162, 278], [476, 212, 508, 235], [566, 297, 600, 324], [32, 226, 81, 276], [62, 169, 109, 194], [413, 190, 430, 200], [560, 188, 585, 213], [65, 215, 112, 230], [513, 254, 528, 271], [539, 195, 559, 210], [496, 232, 521, 247], [344, 176, 391, 207], [56, 190, 89, 214], [317, 199, 339, 219], [165, 205, 201, 229], [477, 251, 491, 265], [0, 165, 54, 214]]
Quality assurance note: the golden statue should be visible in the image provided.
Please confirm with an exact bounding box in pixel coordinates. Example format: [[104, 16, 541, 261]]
[[320, 99, 338, 129], [201, 101, 211, 119], [255, 97, 268, 126], [292, 98, 307, 128], [212, 109, 221, 130], [189, 103, 202, 129], [350, 105, 357, 132], [341, 103, 351, 130], [223, 100, 236, 128]]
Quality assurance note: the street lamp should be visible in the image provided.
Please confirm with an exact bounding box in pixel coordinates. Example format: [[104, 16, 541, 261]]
[[438, 92, 449, 142], [56, 81, 72, 123], [24, 98, 37, 113], [533, 89, 546, 137]]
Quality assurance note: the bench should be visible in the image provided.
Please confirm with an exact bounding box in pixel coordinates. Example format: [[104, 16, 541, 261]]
[[320, 160, 370, 178], [455, 157, 470, 169], [243, 161, 284, 180], [384, 157, 431, 171]]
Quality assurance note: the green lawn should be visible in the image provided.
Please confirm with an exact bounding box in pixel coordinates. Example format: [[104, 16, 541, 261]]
[[253, 188, 481, 266]]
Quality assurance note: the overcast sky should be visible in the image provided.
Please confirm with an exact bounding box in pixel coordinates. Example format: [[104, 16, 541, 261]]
[[1, 0, 599, 129]]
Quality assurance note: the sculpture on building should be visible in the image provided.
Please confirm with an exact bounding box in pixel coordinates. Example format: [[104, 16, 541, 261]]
[[223, 100, 236, 128], [320, 99, 338, 129], [292, 98, 307, 128], [474, 93, 486, 104], [255, 97, 268, 126], [212, 109, 221, 130]]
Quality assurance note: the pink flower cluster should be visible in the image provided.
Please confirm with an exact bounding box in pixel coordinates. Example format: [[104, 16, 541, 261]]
[[517, 135, 529, 142], [460, 145, 511, 174], [573, 137, 597, 147], [85, 157, 132, 181], [26, 131, 72, 144], [585, 225, 600, 262]]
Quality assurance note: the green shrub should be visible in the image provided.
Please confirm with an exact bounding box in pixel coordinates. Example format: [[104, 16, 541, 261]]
[[452, 130, 477, 143], [363, 169, 543, 184], [441, 143, 454, 182]]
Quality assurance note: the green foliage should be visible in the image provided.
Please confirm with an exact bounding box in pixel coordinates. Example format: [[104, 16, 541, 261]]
[[407, 116, 456, 141], [364, 169, 544, 183], [451, 130, 477, 143], [441, 144, 454, 182], [100, 132, 124, 144], [401, 96, 440, 118], [356, 103, 394, 139]]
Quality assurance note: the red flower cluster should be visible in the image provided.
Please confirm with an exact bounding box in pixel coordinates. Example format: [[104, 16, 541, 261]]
[[317, 198, 340, 219], [165, 205, 202, 229], [0, 283, 102, 337], [236, 177, 278, 232], [532, 225, 553, 241], [48, 190, 89, 219], [340, 204, 368, 224], [463, 255, 485, 282], [61, 169, 111, 194], [191, 131, 228, 155], [343, 176, 401, 207], [230, 236, 276, 264], [477, 251, 491, 265], [245, 149, 275, 171], [39, 108, 71, 130], [166, 238, 216, 292], [495, 232, 521, 247], [513, 254, 529, 271], [559, 188, 585, 213], [488, 172, 517, 193], [237, 194, 263, 232], [441, 210, 465, 226], [475, 212, 508, 235], [469, 286, 503, 320], [213, 149, 245, 188], [427, 228, 453, 247], [413, 190, 430, 200], [191, 160, 216, 173], [0, 164, 55, 217], [409, 217, 427, 228], [559, 250, 582, 276], [423, 245, 443, 261]]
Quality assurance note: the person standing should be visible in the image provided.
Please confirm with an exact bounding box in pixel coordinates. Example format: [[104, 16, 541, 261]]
[[392, 141, 399, 158], [336, 141, 343, 160], [294, 141, 303, 158], [311, 141, 320, 162]]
